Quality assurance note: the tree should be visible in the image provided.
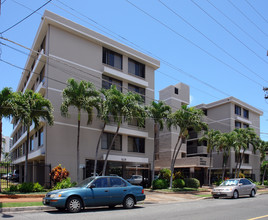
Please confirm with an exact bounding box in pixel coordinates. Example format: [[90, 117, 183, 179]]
[[167, 105, 207, 188], [217, 132, 235, 180], [0, 87, 14, 162], [147, 101, 171, 185], [61, 78, 99, 183], [234, 128, 258, 178], [102, 86, 146, 176], [12, 90, 54, 182], [199, 129, 221, 185], [258, 140, 268, 185]]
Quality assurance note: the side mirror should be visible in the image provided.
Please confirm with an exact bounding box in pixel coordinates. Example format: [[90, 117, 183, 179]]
[[238, 183, 243, 186], [90, 184, 96, 188]]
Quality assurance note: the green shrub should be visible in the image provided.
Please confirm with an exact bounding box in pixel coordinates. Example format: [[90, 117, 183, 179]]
[[52, 177, 76, 190], [152, 179, 168, 189], [174, 171, 184, 180], [263, 180, 268, 186], [173, 179, 185, 188], [33, 182, 45, 192], [159, 168, 171, 182], [213, 179, 223, 186], [184, 178, 200, 188], [19, 182, 34, 193], [9, 184, 19, 192]]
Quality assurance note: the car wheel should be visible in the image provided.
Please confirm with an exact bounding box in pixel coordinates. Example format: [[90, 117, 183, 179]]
[[213, 196, 219, 199], [233, 190, 239, 199], [109, 205, 116, 209], [123, 195, 135, 209], [67, 196, 82, 213], [250, 189, 256, 197]]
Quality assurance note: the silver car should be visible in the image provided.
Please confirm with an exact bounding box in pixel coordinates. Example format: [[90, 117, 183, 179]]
[[212, 178, 257, 199]]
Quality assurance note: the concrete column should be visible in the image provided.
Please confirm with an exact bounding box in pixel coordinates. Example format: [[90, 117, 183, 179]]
[[33, 161, 37, 183], [190, 167, 195, 178]]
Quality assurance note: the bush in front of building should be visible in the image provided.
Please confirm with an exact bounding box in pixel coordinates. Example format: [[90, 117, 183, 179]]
[[52, 177, 76, 190], [50, 164, 70, 186], [184, 178, 200, 189], [152, 179, 168, 189], [6, 182, 45, 193], [159, 168, 172, 183], [174, 171, 184, 180], [173, 178, 185, 188]]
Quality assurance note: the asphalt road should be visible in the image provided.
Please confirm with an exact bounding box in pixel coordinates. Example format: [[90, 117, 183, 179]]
[[1, 194, 268, 220]]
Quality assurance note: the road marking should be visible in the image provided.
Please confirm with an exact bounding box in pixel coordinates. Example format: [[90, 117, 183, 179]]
[[248, 215, 268, 220]]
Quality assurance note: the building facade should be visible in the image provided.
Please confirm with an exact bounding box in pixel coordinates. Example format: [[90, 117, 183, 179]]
[[10, 11, 160, 185], [193, 97, 263, 182], [2, 136, 11, 162]]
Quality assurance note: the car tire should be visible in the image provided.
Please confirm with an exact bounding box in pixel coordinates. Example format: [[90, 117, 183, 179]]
[[213, 196, 219, 199], [109, 205, 116, 209], [66, 196, 82, 213], [250, 189, 256, 197], [123, 195, 135, 209], [233, 190, 239, 199]]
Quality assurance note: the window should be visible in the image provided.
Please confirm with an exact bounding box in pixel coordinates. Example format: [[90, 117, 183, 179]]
[[101, 133, 122, 151], [93, 178, 108, 188], [243, 124, 249, 128], [128, 84, 145, 102], [128, 58, 145, 78], [174, 87, 179, 94], [38, 128, 44, 146], [243, 109, 249, 119], [235, 105, 241, 116], [128, 136, 145, 153], [235, 121, 241, 128], [244, 154, 249, 164], [30, 136, 34, 151], [102, 48, 122, 70], [110, 177, 127, 187], [40, 66, 45, 84], [102, 75, 122, 92]]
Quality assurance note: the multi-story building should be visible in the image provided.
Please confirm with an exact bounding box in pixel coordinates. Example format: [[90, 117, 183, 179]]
[[156, 83, 210, 185], [1, 136, 11, 161], [193, 97, 263, 182], [10, 10, 160, 185]]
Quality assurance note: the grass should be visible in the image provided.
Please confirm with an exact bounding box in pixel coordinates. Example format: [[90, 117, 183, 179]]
[[195, 194, 212, 198], [153, 187, 206, 192], [0, 201, 43, 208]]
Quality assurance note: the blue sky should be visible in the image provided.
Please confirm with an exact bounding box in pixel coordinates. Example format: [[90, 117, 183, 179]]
[[0, 0, 267, 140]]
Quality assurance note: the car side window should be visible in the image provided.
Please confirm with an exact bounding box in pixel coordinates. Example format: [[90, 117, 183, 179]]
[[110, 177, 126, 187], [94, 178, 108, 188], [244, 179, 251, 185]]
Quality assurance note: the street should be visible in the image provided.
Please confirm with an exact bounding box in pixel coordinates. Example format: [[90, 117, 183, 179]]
[[1, 194, 268, 220]]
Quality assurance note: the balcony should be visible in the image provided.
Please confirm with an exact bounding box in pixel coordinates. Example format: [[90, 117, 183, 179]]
[[174, 156, 210, 168]]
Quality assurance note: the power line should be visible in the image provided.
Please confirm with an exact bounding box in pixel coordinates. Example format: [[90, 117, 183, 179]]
[[228, 0, 268, 38], [191, 0, 268, 68], [0, 0, 52, 35], [159, 0, 268, 85], [244, 0, 268, 26], [207, 0, 267, 51]]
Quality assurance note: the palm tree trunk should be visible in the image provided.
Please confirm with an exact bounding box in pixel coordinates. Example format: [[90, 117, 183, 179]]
[[208, 151, 212, 186], [151, 123, 158, 186], [169, 136, 182, 189], [237, 150, 245, 177], [93, 122, 106, 176], [0, 117, 2, 162], [262, 164, 267, 185], [234, 153, 239, 178], [77, 111, 81, 183], [24, 125, 30, 183], [102, 125, 120, 176]]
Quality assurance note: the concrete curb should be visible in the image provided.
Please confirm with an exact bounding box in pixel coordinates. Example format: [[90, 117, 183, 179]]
[[0, 206, 54, 213]]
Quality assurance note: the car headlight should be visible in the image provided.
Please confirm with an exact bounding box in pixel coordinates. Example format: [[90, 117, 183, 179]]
[[224, 188, 232, 192], [50, 193, 62, 198]]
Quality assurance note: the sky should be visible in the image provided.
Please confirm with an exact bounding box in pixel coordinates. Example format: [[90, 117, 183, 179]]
[[0, 0, 267, 140]]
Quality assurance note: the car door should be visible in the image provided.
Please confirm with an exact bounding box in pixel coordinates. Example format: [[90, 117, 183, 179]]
[[238, 179, 247, 195], [109, 177, 128, 205], [243, 179, 253, 194], [87, 177, 110, 206]]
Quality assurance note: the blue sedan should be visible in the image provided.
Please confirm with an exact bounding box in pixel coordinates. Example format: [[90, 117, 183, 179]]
[[43, 176, 145, 213]]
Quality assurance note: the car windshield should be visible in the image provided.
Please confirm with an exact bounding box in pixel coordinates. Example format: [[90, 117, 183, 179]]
[[220, 179, 239, 186], [75, 177, 95, 188]]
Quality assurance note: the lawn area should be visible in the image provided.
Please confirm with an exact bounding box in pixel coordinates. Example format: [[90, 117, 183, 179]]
[[0, 201, 43, 208], [152, 187, 209, 193], [194, 194, 212, 198]]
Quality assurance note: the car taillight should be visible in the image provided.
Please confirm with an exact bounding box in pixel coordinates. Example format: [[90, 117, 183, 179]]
[[142, 189, 144, 194]]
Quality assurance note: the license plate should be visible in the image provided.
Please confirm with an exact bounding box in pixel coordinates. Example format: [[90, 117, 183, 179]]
[[217, 192, 220, 195]]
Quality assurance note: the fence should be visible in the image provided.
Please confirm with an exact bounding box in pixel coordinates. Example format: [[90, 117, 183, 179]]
[[0, 162, 51, 192]]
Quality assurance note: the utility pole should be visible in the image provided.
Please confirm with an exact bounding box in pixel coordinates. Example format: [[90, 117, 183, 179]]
[[264, 87, 268, 99]]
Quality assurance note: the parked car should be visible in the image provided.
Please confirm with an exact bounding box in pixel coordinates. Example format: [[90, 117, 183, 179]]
[[43, 176, 145, 213], [10, 170, 19, 182], [211, 178, 257, 199], [127, 175, 148, 185], [1, 172, 12, 180]]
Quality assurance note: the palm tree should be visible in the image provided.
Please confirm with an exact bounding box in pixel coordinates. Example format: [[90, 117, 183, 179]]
[[61, 78, 99, 183], [147, 101, 171, 185], [0, 87, 14, 162], [12, 90, 54, 182], [234, 128, 258, 178], [258, 139, 268, 185], [217, 132, 235, 180], [199, 129, 221, 185], [167, 105, 207, 188], [102, 86, 146, 176]]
